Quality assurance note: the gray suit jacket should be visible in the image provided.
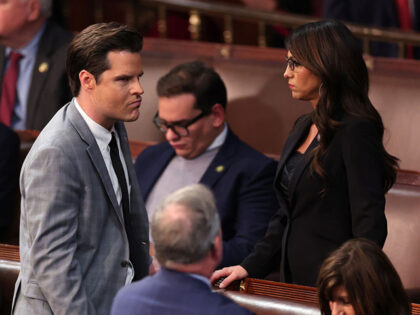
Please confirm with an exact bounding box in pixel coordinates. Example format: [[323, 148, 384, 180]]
[[13, 100, 150, 315]]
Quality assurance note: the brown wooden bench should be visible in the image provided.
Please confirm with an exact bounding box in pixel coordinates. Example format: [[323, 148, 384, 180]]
[[219, 290, 320, 315], [384, 182, 420, 301], [0, 244, 19, 315], [1, 244, 419, 315]]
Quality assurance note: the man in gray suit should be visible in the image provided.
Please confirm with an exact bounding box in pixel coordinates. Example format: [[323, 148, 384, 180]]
[[13, 22, 150, 314]]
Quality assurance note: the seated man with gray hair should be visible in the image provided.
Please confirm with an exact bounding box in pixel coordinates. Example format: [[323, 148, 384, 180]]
[[111, 184, 253, 315]]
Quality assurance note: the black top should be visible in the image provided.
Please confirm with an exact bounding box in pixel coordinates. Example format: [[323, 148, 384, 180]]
[[277, 150, 304, 208]]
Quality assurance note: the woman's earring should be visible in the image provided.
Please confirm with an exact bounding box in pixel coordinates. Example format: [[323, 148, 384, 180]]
[[318, 82, 324, 97]]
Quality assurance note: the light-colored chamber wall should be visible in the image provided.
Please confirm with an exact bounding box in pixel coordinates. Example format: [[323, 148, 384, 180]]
[[126, 39, 420, 172]]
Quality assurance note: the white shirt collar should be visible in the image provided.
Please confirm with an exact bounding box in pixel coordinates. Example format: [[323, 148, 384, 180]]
[[206, 123, 227, 152], [74, 98, 115, 150]]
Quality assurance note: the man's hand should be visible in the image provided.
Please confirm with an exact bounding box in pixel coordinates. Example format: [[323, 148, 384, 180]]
[[210, 265, 248, 289]]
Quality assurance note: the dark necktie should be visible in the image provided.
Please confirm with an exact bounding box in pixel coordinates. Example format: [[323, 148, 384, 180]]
[[0, 52, 23, 126], [109, 132, 142, 280], [109, 132, 130, 223]]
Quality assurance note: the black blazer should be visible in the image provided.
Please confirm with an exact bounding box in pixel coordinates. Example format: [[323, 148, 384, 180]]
[[0, 20, 73, 130], [241, 113, 387, 286]]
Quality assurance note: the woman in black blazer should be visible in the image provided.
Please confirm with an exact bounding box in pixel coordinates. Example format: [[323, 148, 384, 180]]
[[212, 20, 399, 287]]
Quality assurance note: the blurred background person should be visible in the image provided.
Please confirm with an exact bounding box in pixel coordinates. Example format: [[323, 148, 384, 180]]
[[240, 0, 318, 47], [0, 0, 73, 130], [323, 0, 399, 57], [318, 238, 411, 315], [212, 19, 399, 288]]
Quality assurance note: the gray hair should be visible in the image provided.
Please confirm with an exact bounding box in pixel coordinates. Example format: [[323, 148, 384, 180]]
[[21, 0, 52, 18], [151, 184, 220, 266]]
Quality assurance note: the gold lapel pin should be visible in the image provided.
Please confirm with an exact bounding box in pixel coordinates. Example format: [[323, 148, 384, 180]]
[[215, 165, 224, 173], [38, 62, 49, 73]]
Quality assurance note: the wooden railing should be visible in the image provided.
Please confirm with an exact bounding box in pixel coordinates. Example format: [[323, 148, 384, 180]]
[[240, 278, 318, 304], [139, 0, 420, 57], [223, 277, 420, 315]]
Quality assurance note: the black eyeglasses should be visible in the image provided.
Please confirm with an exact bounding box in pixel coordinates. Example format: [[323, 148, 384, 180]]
[[285, 56, 301, 71], [153, 111, 210, 137]]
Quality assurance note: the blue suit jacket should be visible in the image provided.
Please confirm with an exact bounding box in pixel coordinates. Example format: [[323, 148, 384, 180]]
[[111, 268, 254, 315], [134, 128, 278, 267]]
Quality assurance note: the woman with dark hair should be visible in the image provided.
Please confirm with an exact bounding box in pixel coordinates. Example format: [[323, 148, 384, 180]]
[[211, 20, 398, 287], [318, 238, 411, 315]]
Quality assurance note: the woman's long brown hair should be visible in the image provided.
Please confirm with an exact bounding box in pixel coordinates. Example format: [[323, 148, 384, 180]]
[[317, 238, 411, 315], [286, 20, 398, 192]]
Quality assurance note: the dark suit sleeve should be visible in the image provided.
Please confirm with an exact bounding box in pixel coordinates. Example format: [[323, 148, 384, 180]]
[[220, 158, 279, 267], [0, 126, 20, 230], [240, 205, 285, 278], [341, 119, 387, 246]]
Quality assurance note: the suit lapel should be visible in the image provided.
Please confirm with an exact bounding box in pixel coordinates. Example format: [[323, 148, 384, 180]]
[[141, 144, 175, 199], [26, 22, 54, 128], [67, 101, 125, 227], [200, 128, 236, 188], [274, 116, 312, 182], [287, 135, 319, 208], [115, 122, 147, 213]]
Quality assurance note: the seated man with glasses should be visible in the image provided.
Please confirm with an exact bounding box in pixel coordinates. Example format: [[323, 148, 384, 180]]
[[134, 61, 278, 268]]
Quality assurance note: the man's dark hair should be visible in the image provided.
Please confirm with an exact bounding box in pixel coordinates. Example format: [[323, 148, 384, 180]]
[[157, 61, 227, 112], [66, 22, 143, 96]]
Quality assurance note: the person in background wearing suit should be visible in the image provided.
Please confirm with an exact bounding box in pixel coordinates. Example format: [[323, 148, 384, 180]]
[[111, 184, 254, 315], [134, 61, 278, 268], [0, 122, 19, 235], [212, 20, 399, 288], [323, 0, 401, 57], [13, 22, 150, 314], [0, 0, 73, 131]]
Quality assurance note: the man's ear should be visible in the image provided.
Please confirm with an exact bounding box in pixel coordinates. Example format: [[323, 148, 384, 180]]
[[211, 103, 225, 128], [211, 231, 223, 264], [79, 70, 96, 92], [26, 0, 42, 21]]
